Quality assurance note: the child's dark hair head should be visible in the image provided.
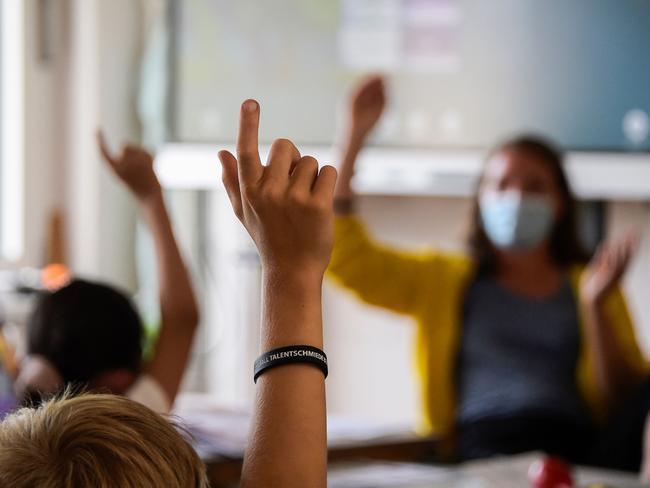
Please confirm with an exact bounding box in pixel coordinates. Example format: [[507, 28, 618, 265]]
[[27, 279, 144, 385]]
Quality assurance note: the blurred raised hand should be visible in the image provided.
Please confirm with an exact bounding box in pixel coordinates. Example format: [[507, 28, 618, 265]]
[[97, 130, 199, 405], [97, 131, 161, 202], [347, 75, 387, 141], [334, 75, 387, 206], [581, 232, 639, 306]]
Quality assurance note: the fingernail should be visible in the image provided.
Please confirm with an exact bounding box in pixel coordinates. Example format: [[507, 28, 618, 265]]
[[243, 100, 258, 113]]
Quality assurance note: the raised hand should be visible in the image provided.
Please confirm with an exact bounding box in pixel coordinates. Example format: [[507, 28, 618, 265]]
[[581, 232, 638, 306], [97, 131, 161, 201], [219, 100, 338, 280], [333, 75, 387, 206], [347, 75, 387, 141], [221, 100, 334, 488], [98, 130, 198, 405]]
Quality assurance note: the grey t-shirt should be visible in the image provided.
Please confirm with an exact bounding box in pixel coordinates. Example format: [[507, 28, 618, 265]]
[[456, 276, 589, 424]]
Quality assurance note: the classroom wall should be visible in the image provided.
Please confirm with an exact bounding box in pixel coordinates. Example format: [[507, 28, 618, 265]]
[[14, 0, 142, 288], [64, 0, 142, 289], [18, 0, 64, 267], [323, 196, 650, 424]]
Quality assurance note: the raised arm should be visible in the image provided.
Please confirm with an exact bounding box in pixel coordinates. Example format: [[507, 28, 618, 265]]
[[219, 100, 336, 488], [328, 76, 452, 316], [97, 133, 199, 405], [334, 75, 386, 212], [580, 233, 646, 415]]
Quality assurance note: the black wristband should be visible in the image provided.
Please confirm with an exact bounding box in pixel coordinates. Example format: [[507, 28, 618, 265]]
[[254, 345, 328, 383]]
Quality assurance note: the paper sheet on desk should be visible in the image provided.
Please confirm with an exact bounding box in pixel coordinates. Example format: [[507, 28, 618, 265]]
[[176, 407, 417, 459], [177, 409, 249, 458], [328, 462, 483, 488]]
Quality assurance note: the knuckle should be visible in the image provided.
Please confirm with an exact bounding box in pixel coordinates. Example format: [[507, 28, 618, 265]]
[[306, 197, 328, 214], [273, 138, 293, 149], [271, 138, 297, 158], [287, 190, 307, 206], [300, 156, 318, 170], [259, 184, 282, 202], [237, 148, 256, 160]]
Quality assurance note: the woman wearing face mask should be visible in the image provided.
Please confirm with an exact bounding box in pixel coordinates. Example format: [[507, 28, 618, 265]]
[[329, 76, 650, 472]]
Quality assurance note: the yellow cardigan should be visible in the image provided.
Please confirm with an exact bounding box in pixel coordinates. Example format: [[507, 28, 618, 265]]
[[327, 215, 648, 437]]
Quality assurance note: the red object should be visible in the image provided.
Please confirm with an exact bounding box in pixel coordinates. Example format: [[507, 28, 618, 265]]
[[528, 457, 574, 488]]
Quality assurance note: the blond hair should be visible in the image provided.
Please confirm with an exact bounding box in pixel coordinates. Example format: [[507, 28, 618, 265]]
[[0, 392, 208, 488]]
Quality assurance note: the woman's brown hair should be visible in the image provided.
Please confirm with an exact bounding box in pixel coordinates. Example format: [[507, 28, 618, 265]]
[[467, 135, 590, 274]]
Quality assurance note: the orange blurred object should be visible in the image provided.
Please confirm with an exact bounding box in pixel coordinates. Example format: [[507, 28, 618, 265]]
[[41, 263, 71, 291]]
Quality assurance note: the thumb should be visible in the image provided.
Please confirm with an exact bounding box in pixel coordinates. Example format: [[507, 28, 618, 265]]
[[219, 150, 243, 220]]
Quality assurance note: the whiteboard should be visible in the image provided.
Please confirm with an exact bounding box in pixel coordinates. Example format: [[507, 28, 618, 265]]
[[172, 0, 650, 151]]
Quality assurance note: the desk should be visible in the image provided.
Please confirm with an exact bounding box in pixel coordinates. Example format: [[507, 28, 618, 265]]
[[174, 394, 439, 487], [175, 396, 644, 487], [329, 454, 645, 488], [201, 437, 439, 487]]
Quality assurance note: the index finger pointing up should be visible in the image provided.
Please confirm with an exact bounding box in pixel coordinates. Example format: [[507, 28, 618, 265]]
[[236, 99, 263, 184]]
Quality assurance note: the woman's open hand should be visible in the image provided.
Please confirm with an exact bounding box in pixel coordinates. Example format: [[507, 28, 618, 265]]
[[581, 232, 638, 306]]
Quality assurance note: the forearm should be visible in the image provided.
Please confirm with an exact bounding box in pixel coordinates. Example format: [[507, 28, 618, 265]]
[[334, 130, 365, 207], [139, 190, 199, 327], [98, 137, 200, 402], [241, 271, 327, 488]]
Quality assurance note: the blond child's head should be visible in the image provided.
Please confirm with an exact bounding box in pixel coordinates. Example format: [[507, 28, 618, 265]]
[[0, 392, 208, 488]]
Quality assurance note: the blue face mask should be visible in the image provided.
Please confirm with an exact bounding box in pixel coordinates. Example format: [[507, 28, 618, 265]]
[[479, 191, 555, 250]]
